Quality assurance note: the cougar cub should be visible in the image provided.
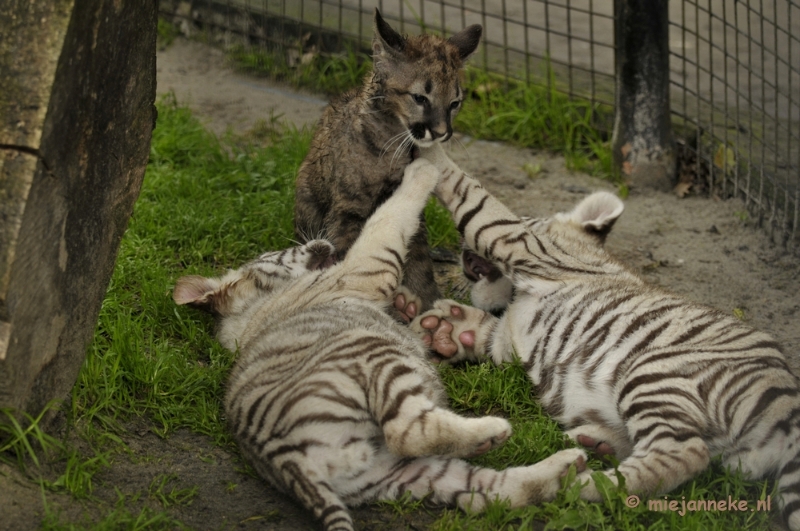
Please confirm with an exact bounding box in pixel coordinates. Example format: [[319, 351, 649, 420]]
[[294, 8, 481, 311]]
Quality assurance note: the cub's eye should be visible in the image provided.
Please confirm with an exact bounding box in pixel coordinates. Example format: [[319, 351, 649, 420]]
[[450, 100, 461, 110], [412, 94, 428, 105]]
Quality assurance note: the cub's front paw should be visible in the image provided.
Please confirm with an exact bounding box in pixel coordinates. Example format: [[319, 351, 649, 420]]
[[404, 157, 440, 186], [410, 300, 488, 363], [462, 416, 512, 457], [393, 286, 423, 323]]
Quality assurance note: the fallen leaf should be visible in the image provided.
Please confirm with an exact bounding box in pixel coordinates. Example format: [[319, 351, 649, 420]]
[[713, 144, 736, 174], [674, 181, 692, 198]]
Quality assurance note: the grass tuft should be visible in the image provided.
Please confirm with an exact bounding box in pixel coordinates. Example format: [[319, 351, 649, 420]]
[[455, 68, 615, 180], [228, 44, 372, 96], [0, 403, 62, 469], [157, 17, 180, 50]]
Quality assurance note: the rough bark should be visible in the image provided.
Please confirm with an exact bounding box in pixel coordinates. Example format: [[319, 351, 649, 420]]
[[0, 0, 157, 420]]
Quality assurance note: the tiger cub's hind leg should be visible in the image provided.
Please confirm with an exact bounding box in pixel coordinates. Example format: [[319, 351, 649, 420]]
[[573, 428, 710, 501], [379, 449, 588, 511]]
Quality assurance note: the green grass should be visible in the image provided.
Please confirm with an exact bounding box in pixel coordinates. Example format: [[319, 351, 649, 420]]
[[41, 492, 191, 531], [455, 69, 614, 179], [228, 44, 372, 96], [0, 96, 774, 530]]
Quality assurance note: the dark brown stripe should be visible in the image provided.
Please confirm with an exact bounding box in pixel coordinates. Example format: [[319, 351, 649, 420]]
[[265, 440, 320, 460], [473, 218, 519, 249], [380, 384, 425, 425], [740, 386, 799, 435], [457, 195, 489, 235]]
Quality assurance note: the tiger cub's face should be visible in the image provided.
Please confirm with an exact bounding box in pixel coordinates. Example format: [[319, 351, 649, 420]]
[[372, 10, 482, 148], [173, 240, 336, 320], [464, 192, 624, 313]]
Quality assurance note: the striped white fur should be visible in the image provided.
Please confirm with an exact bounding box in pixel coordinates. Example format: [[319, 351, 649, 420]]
[[173, 158, 586, 531], [412, 144, 800, 530]]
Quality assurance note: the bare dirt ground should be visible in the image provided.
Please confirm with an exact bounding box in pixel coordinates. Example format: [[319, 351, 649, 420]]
[[3, 37, 798, 531]]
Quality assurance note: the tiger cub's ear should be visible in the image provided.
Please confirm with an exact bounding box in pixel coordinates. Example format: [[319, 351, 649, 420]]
[[567, 192, 624, 242], [174, 275, 224, 314]]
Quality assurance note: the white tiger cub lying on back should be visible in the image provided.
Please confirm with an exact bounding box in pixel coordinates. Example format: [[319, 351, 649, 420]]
[[173, 158, 586, 531], [412, 144, 800, 530]]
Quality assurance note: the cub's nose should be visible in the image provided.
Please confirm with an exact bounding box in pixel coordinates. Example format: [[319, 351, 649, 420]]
[[430, 124, 450, 141]]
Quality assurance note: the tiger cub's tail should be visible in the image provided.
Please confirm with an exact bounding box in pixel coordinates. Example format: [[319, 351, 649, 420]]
[[779, 443, 800, 531]]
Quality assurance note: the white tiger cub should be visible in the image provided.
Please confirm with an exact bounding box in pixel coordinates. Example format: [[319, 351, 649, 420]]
[[173, 158, 586, 531], [411, 144, 800, 530]]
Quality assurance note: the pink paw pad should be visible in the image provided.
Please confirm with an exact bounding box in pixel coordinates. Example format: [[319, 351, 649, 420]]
[[394, 293, 417, 322], [576, 435, 615, 456], [560, 455, 587, 477]]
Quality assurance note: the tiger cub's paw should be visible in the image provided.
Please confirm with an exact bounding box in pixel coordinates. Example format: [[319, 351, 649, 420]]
[[410, 300, 489, 363], [564, 424, 632, 460], [504, 448, 588, 508], [456, 416, 512, 458], [393, 286, 423, 323], [403, 157, 440, 190]]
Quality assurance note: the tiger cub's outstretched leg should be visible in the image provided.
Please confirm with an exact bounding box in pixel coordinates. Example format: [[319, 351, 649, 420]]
[[334, 158, 440, 305], [570, 408, 711, 501], [331, 161, 514, 459]]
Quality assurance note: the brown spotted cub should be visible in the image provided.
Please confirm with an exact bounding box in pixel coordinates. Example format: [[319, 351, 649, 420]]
[[293, 8, 481, 312]]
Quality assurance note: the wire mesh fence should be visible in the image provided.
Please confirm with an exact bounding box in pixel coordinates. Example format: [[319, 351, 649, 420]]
[[160, 0, 800, 251], [670, 1, 800, 248]]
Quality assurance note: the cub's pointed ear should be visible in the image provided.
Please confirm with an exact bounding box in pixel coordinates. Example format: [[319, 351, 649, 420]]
[[173, 275, 221, 313], [448, 24, 482, 60], [569, 192, 624, 242], [373, 8, 406, 67]]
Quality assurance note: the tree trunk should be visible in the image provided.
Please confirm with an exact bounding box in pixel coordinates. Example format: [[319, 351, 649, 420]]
[[0, 0, 157, 421]]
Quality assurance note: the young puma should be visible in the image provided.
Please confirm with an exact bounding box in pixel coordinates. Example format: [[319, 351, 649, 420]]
[[294, 8, 481, 312]]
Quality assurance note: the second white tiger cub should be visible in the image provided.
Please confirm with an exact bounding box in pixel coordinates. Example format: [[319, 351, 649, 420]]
[[173, 158, 586, 531], [413, 144, 800, 531]]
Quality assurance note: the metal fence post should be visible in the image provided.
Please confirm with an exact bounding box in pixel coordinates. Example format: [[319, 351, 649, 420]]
[[612, 0, 675, 190]]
